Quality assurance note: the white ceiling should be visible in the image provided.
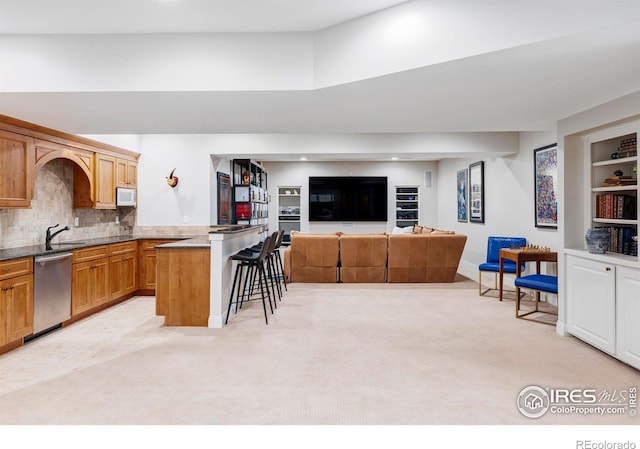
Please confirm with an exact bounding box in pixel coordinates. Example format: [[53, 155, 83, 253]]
[[0, 0, 410, 33], [0, 0, 639, 161]]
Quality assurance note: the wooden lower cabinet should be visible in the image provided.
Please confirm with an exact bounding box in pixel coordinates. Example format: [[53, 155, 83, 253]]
[[0, 257, 34, 348], [156, 247, 211, 326], [110, 252, 137, 299], [72, 242, 140, 317], [139, 240, 179, 293], [0, 273, 34, 346], [71, 257, 109, 316]]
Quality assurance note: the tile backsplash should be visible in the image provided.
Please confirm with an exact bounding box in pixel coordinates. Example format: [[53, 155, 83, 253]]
[[0, 159, 128, 249], [0, 159, 213, 249]]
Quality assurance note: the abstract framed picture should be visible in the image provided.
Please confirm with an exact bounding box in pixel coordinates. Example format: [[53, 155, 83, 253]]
[[534, 143, 558, 229], [456, 168, 468, 222], [216, 172, 231, 225], [469, 161, 484, 223]]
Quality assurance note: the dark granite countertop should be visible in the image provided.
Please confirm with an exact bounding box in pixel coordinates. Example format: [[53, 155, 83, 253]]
[[0, 235, 200, 262], [155, 237, 211, 249], [0, 226, 263, 262]]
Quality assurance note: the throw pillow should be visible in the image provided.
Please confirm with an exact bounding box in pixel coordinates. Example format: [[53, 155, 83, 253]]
[[392, 226, 414, 234]]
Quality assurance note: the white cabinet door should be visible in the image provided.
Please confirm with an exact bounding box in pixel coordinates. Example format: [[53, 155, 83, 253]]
[[616, 266, 640, 369], [566, 255, 616, 355]]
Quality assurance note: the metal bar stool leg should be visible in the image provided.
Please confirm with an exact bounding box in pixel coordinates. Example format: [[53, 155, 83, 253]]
[[276, 250, 287, 292], [225, 260, 243, 324], [257, 262, 271, 324]]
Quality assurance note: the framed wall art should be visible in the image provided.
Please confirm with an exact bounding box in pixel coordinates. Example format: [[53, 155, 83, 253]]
[[217, 172, 231, 225], [469, 161, 484, 223], [534, 143, 558, 229], [456, 168, 468, 222]]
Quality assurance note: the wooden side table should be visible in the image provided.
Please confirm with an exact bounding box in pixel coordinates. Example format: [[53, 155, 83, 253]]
[[499, 248, 558, 301]]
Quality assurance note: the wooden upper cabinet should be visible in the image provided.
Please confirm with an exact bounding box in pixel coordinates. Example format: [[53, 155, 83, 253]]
[[94, 154, 117, 209], [0, 130, 35, 208], [1, 115, 139, 210], [116, 158, 137, 188]]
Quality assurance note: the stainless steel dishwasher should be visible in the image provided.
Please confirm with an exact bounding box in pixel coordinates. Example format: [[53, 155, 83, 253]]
[[33, 252, 72, 335]]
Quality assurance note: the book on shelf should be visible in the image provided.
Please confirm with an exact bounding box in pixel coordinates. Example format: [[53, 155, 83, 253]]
[[600, 226, 638, 256], [602, 175, 637, 186], [596, 193, 637, 220]]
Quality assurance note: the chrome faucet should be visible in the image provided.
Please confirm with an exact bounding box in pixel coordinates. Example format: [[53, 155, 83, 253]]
[[45, 224, 70, 251]]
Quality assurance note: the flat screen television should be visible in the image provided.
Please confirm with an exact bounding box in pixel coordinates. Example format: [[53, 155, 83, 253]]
[[309, 176, 388, 221]]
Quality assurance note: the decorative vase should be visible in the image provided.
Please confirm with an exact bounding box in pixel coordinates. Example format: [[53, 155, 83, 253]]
[[585, 228, 609, 254]]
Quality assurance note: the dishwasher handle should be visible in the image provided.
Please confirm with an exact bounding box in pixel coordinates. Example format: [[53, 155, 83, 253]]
[[35, 253, 73, 263]]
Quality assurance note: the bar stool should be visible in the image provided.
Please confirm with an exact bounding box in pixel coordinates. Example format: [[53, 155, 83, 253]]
[[245, 230, 285, 302], [273, 230, 287, 293], [225, 233, 275, 325]]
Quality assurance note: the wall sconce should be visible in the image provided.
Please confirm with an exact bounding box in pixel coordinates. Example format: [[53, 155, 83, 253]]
[[166, 168, 179, 187]]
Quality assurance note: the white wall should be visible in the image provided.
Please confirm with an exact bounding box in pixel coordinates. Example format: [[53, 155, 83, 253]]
[[264, 160, 438, 234], [437, 131, 558, 280], [123, 132, 518, 228], [135, 135, 216, 226], [5, 1, 634, 93], [313, 0, 638, 87], [0, 33, 313, 92], [81, 134, 143, 153]]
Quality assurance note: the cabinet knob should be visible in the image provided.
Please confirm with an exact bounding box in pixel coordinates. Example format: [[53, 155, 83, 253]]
[[605, 267, 611, 271]]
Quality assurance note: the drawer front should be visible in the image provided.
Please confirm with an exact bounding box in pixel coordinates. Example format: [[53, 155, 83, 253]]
[[109, 241, 137, 256], [73, 245, 109, 264], [140, 240, 178, 251], [0, 257, 33, 280]]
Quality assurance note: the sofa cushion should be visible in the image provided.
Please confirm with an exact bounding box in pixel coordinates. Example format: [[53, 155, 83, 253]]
[[339, 234, 388, 283], [514, 274, 558, 294], [288, 233, 340, 283], [431, 229, 455, 235]]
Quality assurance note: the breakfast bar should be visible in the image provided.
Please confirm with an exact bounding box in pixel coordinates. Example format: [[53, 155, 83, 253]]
[[155, 225, 261, 328]]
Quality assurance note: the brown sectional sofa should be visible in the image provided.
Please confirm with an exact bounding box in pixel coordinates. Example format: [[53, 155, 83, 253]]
[[387, 233, 467, 283], [283, 230, 467, 283]]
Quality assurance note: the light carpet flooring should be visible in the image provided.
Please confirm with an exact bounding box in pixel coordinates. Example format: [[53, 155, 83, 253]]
[[1, 276, 639, 425]]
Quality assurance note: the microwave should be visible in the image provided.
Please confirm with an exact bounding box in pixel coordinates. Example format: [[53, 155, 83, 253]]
[[116, 188, 137, 206]]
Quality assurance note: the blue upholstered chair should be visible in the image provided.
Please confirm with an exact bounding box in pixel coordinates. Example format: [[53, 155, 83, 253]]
[[478, 236, 526, 297], [515, 274, 558, 323]]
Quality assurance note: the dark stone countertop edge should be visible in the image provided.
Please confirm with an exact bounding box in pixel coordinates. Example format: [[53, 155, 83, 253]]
[[0, 235, 203, 262], [208, 225, 261, 234]]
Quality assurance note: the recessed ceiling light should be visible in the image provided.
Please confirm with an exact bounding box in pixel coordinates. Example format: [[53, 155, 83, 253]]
[[391, 157, 398, 160], [300, 157, 307, 161]]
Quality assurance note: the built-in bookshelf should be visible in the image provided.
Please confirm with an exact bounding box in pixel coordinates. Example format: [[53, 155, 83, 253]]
[[277, 186, 301, 243], [231, 159, 269, 230], [590, 132, 637, 256], [395, 186, 419, 227]]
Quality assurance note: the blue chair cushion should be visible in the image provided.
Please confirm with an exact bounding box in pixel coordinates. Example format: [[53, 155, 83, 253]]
[[486, 236, 527, 263], [479, 261, 521, 273], [514, 274, 558, 294]]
